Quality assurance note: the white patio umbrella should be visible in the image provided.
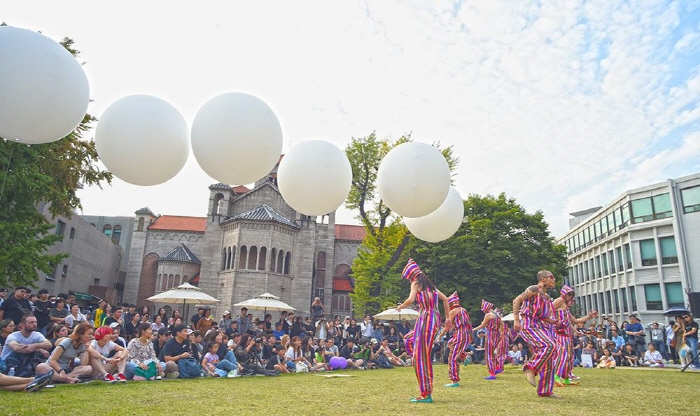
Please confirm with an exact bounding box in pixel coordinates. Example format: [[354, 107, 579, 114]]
[[147, 282, 220, 318], [501, 313, 515, 322], [373, 307, 420, 321], [233, 293, 296, 315]]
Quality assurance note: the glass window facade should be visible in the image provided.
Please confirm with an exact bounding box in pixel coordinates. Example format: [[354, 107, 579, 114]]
[[644, 284, 663, 310], [665, 283, 684, 308], [639, 239, 657, 266]]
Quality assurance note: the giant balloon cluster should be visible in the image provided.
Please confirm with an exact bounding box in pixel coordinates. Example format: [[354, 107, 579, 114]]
[[1, 25, 464, 243]]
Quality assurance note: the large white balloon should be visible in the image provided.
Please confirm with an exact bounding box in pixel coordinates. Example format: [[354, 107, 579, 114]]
[[0, 27, 90, 144], [377, 142, 451, 217], [404, 187, 464, 243], [277, 140, 352, 216], [95, 95, 189, 186], [191, 93, 283, 185]]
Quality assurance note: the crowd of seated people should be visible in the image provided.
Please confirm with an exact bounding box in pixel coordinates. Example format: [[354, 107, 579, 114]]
[[2, 287, 697, 393]]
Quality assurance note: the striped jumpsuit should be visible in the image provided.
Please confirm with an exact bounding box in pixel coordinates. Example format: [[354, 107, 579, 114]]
[[553, 309, 573, 379], [485, 312, 505, 375], [447, 307, 472, 383], [409, 288, 441, 398], [518, 288, 556, 396]]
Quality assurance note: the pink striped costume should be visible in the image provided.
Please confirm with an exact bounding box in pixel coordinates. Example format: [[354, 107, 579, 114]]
[[447, 307, 472, 383], [411, 288, 441, 398], [518, 286, 556, 397], [553, 308, 573, 379], [485, 311, 505, 375]]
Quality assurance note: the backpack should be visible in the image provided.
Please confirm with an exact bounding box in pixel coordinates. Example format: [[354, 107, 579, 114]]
[[177, 357, 202, 378]]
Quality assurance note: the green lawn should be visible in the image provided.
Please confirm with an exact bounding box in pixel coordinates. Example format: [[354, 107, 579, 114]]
[[2, 364, 698, 416]]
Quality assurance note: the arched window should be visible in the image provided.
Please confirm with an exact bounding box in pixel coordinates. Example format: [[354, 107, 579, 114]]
[[248, 246, 258, 270], [270, 248, 277, 272], [284, 251, 291, 274], [174, 274, 180, 287], [221, 248, 227, 271], [212, 193, 224, 216], [231, 246, 236, 270], [137, 217, 145, 232], [168, 274, 174, 289], [239, 246, 248, 269], [160, 273, 167, 291], [103, 224, 112, 237], [112, 225, 122, 245], [225, 247, 231, 270], [277, 250, 284, 273], [258, 247, 267, 270]]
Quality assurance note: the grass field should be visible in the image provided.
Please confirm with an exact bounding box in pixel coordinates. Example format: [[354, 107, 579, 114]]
[[1, 364, 698, 416]]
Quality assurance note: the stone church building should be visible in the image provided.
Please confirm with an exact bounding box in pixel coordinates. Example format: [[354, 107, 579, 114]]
[[122, 168, 365, 320]]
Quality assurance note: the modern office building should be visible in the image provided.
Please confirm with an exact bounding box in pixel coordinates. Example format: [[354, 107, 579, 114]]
[[558, 172, 700, 324]]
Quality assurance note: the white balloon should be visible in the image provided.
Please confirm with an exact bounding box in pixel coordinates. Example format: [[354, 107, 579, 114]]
[[404, 187, 464, 243], [0, 27, 90, 144], [277, 140, 352, 216], [377, 142, 450, 217], [95, 95, 189, 186], [191, 93, 283, 185]]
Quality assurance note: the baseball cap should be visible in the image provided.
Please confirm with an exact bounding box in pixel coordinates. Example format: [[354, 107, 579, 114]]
[[223, 310, 231, 316], [157, 327, 171, 336], [172, 324, 192, 335], [109, 322, 121, 329], [371, 338, 378, 344]]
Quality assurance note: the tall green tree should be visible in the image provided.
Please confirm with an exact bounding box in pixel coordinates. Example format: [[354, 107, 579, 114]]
[[0, 35, 112, 288], [406, 193, 568, 319], [345, 132, 459, 315]]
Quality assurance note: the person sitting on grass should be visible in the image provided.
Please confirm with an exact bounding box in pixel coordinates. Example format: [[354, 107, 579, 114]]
[[379, 338, 407, 366], [202, 342, 226, 377], [597, 348, 616, 369], [89, 326, 128, 382], [622, 343, 640, 367], [266, 345, 292, 373], [643, 343, 664, 368], [506, 344, 522, 365], [0, 369, 54, 392], [1, 315, 52, 377], [126, 323, 165, 380], [339, 338, 365, 369], [36, 323, 115, 383]]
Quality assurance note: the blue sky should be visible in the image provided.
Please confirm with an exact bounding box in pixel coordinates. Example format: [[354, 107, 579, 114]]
[[4, 0, 700, 237]]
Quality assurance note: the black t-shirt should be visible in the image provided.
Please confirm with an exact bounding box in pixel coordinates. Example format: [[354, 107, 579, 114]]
[[33, 300, 52, 328], [0, 296, 33, 325], [685, 320, 699, 340], [340, 345, 357, 360], [159, 338, 191, 362]]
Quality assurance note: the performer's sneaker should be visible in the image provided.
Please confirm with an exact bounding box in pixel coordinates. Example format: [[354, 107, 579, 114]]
[[483, 375, 496, 380], [409, 395, 433, 403], [524, 368, 537, 387], [563, 378, 579, 386], [444, 382, 460, 387], [494, 369, 504, 375]]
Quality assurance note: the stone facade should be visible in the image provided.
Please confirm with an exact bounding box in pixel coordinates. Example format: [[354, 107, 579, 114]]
[[122, 175, 365, 320]]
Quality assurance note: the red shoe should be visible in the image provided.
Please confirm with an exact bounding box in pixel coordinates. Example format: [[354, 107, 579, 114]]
[[103, 373, 117, 383], [116, 373, 127, 382]]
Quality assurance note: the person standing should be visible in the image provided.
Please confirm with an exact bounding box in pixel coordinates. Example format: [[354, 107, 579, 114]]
[[512, 270, 559, 398], [311, 297, 324, 321], [552, 284, 597, 386], [443, 292, 471, 387], [396, 259, 452, 403], [473, 299, 504, 380], [0, 287, 33, 325], [682, 314, 699, 369]]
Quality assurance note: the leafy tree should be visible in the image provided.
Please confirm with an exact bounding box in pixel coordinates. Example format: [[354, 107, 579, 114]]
[[345, 132, 459, 315], [0, 35, 112, 288], [406, 193, 568, 320]]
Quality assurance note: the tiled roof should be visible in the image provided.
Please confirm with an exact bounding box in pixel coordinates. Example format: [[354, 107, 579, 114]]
[[135, 207, 156, 216], [232, 185, 250, 194], [333, 277, 354, 292], [230, 204, 299, 228], [149, 215, 207, 232], [209, 183, 231, 191], [158, 244, 201, 264], [188, 273, 200, 286], [335, 224, 366, 241]]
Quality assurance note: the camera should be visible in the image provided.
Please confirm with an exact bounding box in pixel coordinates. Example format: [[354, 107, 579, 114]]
[[255, 336, 263, 343]]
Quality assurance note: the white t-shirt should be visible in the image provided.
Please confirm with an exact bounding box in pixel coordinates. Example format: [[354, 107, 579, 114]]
[[91, 340, 117, 359], [0, 331, 48, 360], [65, 313, 86, 328]]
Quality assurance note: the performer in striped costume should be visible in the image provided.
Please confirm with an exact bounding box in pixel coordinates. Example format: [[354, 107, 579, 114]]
[[552, 284, 598, 387], [397, 259, 452, 403], [443, 292, 472, 387], [474, 299, 504, 380], [512, 270, 559, 398]]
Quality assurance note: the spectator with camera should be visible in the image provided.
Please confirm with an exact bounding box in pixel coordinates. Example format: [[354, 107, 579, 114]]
[[339, 338, 365, 369]]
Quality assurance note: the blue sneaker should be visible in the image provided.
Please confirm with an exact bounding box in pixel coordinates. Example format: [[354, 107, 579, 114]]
[[410, 395, 433, 403], [444, 382, 460, 387], [484, 375, 496, 380]]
